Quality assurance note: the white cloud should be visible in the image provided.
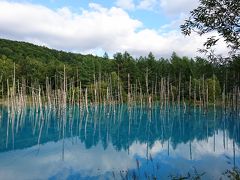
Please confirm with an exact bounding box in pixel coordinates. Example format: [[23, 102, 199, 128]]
[[117, 0, 199, 15], [115, 0, 158, 11], [160, 0, 199, 16], [137, 0, 157, 10], [0, 1, 228, 58], [116, 0, 135, 10]]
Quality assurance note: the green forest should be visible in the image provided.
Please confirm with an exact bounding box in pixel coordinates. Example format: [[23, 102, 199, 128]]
[[0, 38, 239, 104]]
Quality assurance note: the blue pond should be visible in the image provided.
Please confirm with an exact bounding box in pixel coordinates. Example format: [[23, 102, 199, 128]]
[[0, 104, 239, 179]]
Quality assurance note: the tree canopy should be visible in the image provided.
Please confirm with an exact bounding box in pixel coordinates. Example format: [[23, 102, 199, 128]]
[[181, 0, 240, 59], [0, 38, 239, 101]]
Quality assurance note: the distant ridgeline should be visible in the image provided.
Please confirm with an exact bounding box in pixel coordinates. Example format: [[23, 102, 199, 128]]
[[0, 38, 239, 107]]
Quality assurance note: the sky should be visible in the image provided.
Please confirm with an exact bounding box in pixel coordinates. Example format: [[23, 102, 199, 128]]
[[0, 0, 228, 58]]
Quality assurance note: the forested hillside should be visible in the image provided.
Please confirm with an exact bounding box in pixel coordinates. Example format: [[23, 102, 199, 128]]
[[0, 38, 239, 102]]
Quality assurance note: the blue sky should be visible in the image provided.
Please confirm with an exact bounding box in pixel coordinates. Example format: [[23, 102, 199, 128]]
[[0, 0, 228, 58]]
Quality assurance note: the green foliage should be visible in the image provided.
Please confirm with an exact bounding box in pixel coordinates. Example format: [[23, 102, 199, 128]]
[[181, 0, 240, 57], [223, 167, 240, 180], [0, 38, 239, 103]]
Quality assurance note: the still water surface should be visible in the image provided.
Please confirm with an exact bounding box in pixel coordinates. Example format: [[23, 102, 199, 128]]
[[0, 105, 239, 179]]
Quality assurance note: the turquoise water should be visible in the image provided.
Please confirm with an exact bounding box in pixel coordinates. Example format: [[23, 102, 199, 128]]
[[0, 104, 239, 179]]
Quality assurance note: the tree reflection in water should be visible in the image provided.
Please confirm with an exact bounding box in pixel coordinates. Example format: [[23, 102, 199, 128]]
[[0, 104, 239, 179]]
